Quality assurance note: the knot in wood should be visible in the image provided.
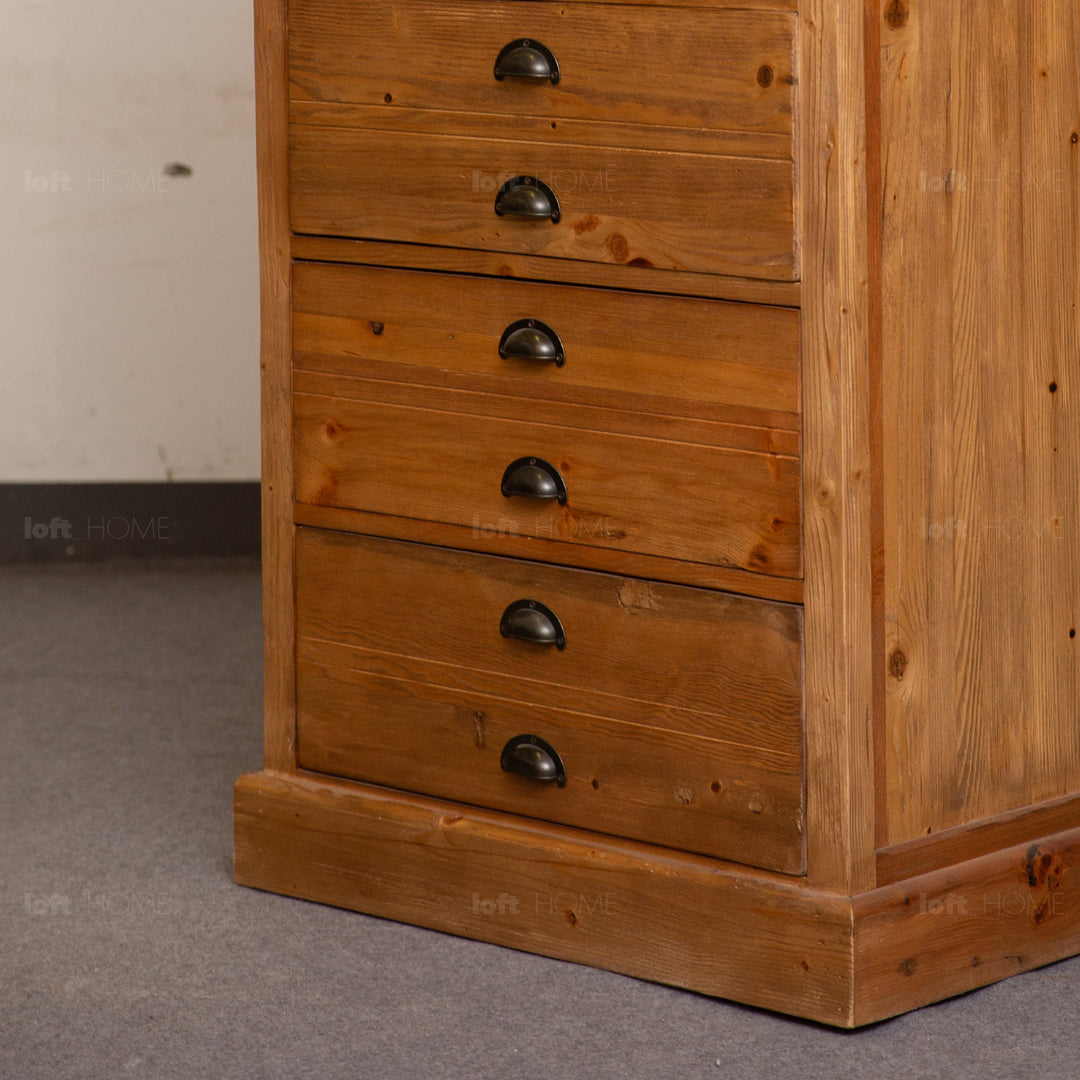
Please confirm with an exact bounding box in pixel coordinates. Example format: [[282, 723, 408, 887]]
[[885, 0, 909, 30], [888, 648, 909, 680]]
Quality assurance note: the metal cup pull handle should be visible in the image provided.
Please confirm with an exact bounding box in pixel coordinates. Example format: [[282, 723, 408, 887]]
[[493, 39, 561, 84], [500, 734, 567, 786], [499, 599, 566, 649], [500, 457, 568, 504], [494, 176, 561, 223], [498, 320, 565, 367]]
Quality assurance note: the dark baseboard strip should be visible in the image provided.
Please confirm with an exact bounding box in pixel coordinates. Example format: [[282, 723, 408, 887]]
[[0, 483, 260, 562]]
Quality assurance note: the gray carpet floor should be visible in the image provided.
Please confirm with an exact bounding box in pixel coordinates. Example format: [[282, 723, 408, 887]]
[[3, 559, 1079, 1080]]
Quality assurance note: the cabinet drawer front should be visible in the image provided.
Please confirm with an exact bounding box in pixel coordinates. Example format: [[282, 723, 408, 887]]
[[294, 528, 805, 873], [293, 261, 801, 432], [296, 660, 805, 874], [293, 388, 802, 578], [289, 0, 795, 151], [295, 529, 802, 744], [289, 127, 796, 281]]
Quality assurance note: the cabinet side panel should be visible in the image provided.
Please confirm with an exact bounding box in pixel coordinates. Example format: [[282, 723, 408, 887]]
[[881, 1, 1080, 842], [257, 0, 296, 771]]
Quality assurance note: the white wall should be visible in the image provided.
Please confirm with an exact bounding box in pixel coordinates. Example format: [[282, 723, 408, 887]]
[[1, 0, 260, 481]]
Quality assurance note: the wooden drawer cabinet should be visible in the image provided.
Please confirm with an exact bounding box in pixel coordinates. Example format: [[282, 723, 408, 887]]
[[237, 0, 1080, 1027]]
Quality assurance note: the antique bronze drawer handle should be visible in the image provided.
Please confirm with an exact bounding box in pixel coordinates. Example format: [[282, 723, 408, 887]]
[[493, 39, 560, 84], [500, 734, 567, 787], [499, 599, 566, 649], [500, 457, 568, 504], [494, 176, 561, 223], [498, 319, 565, 367]]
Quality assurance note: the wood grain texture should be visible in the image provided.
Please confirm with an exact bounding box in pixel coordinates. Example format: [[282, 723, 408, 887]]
[[294, 528, 803, 749], [233, 771, 1080, 1026], [290, 101, 793, 160], [235, 0, 1080, 1024], [294, 367, 798, 457], [293, 383, 802, 577], [288, 0, 795, 149], [854, 826, 1080, 1025], [289, 236, 803, 307], [254, 0, 295, 772], [880, 0, 1080, 843], [233, 771, 853, 1025], [292, 260, 801, 432], [799, 0, 877, 890], [877, 791, 1080, 885], [863, 0, 888, 853], [291, 503, 806, 604], [296, 658, 805, 873], [289, 126, 796, 280]]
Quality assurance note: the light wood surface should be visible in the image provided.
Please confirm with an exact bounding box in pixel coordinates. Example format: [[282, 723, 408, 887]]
[[296, 657, 805, 873], [289, 0, 795, 150], [292, 260, 802, 430], [289, 126, 796, 280], [798, 0, 876, 891], [291, 503, 807, 604], [292, 367, 798, 457], [234, 770, 1080, 1027], [294, 528, 804, 745], [254, 0, 296, 772], [880, 0, 1080, 844], [876, 791, 1080, 884], [234, 771, 852, 1026], [290, 101, 793, 160], [854, 825, 1080, 1025], [289, 236, 803, 307], [292, 381, 802, 578]]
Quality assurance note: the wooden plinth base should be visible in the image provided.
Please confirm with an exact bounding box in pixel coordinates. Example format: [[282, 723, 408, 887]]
[[233, 771, 1080, 1028]]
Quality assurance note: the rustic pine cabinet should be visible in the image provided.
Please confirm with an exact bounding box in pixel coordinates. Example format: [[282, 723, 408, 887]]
[[234, 0, 1080, 1025]]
